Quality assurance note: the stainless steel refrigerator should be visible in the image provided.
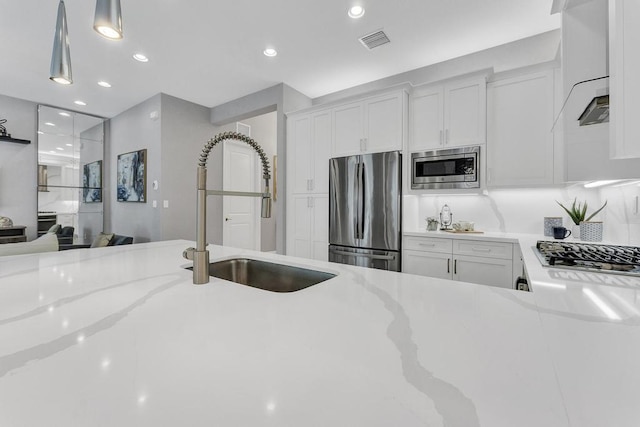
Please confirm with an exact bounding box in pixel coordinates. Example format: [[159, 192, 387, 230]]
[[328, 151, 402, 271]]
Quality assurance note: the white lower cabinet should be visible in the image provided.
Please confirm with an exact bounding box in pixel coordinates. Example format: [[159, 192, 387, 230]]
[[404, 250, 452, 280], [402, 235, 515, 289], [287, 194, 328, 262]]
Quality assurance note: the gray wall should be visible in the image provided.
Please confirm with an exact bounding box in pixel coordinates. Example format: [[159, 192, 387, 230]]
[[107, 93, 221, 244], [106, 94, 162, 242], [209, 83, 312, 254], [0, 94, 38, 239], [160, 93, 219, 242], [240, 112, 277, 252]]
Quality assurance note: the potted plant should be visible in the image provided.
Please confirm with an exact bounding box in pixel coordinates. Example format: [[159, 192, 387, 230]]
[[556, 198, 607, 241]]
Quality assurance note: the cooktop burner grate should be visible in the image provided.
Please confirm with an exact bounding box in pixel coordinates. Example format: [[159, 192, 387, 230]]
[[535, 241, 640, 275]]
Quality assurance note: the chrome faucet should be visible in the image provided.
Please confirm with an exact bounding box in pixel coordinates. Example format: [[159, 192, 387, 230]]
[[183, 131, 271, 284]]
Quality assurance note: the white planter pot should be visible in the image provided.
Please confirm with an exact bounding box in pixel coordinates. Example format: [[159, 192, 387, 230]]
[[580, 221, 603, 242], [571, 224, 581, 239]]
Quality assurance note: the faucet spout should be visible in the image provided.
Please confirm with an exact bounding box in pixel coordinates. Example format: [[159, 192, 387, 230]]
[[186, 131, 272, 285]]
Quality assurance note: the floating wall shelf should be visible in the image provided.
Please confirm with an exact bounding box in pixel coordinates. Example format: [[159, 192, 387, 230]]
[[0, 136, 31, 144]]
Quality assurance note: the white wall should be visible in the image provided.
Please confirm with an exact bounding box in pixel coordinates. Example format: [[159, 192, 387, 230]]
[[0, 94, 38, 239], [314, 30, 561, 106], [405, 184, 640, 245]]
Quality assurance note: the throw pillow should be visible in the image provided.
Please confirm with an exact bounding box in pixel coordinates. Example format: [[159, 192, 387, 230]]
[[90, 232, 114, 248], [47, 224, 61, 234]]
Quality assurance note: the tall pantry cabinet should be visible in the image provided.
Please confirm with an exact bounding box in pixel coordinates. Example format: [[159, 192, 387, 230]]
[[286, 110, 331, 261]]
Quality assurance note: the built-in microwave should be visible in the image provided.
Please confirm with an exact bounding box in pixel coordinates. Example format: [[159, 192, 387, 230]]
[[411, 146, 480, 190]]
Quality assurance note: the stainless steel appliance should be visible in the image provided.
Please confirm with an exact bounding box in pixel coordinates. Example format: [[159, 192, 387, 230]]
[[535, 241, 640, 277], [411, 146, 480, 190], [329, 151, 401, 271]]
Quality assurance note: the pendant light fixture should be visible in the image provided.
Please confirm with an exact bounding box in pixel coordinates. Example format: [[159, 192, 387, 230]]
[[93, 0, 123, 40], [49, 0, 73, 85]]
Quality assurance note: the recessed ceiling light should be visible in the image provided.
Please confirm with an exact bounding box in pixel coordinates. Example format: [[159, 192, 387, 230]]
[[45, 122, 56, 126], [38, 131, 44, 135], [348, 5, 365, 18], [74, 100, 87, 106], [49, 150, 56, 154], [59, 112, 70, 117], [97, 81, 112, 88], [133, 53, 149, 62], [263, 48, 277, 57], [56, 147, 64, 151], [66, 143, 73, 147]]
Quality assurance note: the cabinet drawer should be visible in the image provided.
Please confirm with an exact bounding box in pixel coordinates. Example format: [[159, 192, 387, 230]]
[[453, 240, 513, 260], [404, 236, 452, 253]]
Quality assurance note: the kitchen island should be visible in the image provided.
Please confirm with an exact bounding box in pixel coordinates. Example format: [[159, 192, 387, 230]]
[[0, 239, 638, 426]]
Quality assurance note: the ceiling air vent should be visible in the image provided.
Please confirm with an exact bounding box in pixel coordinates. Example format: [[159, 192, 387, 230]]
[[359, 30, 390, 50]]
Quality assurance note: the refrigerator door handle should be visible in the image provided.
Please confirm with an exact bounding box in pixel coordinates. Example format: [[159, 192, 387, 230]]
[[357, 162, 365, 239], [354, 162, 360, 240], [330, 248, 396, 261]]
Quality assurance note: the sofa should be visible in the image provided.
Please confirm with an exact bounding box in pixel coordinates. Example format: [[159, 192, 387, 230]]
[[58, 233, 134, 251]]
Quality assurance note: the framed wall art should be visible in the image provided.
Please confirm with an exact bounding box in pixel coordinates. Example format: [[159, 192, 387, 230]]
[[82, 160, 103, 203], [117, 149, 147, 202]]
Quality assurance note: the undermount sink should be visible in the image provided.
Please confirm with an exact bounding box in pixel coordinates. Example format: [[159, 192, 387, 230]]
[[191, 258, 336, 292]]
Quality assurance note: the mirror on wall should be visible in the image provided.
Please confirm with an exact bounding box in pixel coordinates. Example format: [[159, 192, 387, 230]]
[[37, 105, 105, 245]]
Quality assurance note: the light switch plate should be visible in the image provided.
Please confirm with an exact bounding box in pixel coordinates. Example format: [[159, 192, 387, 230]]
[[163, 200, 169, 208], [152, 200, 157, 208]]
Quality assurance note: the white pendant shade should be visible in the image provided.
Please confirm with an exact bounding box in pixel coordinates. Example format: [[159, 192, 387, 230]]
[[93, 0, 123, 40], [50, 0, 72, 85]]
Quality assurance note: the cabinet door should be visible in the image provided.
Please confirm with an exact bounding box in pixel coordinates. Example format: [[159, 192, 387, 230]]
[[410, 86, 444, 151], [333, 102, 363, 157], [487, 70, 555, 186], [403, 249, 452, 280], [311, 195, 329, 261], [453, 255, 513, 289], [287, 195, 312, 258], [364, 93, 404, 153], [444, 78, 486, 147], [311, 111, 331, 193], [288, 115, 312, 194], [610, 0, 640, 159]]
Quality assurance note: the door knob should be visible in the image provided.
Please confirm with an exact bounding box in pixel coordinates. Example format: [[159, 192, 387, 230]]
[[225, 217, 231, 222]]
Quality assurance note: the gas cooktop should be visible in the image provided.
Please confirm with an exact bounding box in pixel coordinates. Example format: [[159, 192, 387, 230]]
[[535, 241, 640, 277]]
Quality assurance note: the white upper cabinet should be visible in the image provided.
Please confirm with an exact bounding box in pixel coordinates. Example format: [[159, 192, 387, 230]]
[[410, 86, 444, 150], [332, 102, 363, 156], [409, 77, 486, 151], [287, 109, 331, 194], [610, 0, 640, 159], [487, 70, 555, 186], [332, 91, 405, 157]]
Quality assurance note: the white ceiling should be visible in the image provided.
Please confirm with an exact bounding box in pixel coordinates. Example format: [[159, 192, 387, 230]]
[[0, 0, 560, 119]]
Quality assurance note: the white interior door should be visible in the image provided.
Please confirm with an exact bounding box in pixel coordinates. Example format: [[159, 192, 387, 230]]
[[223, 140, 260, 250]]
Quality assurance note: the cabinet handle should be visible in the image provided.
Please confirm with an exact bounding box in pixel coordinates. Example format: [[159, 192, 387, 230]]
[[447, 258, 450, 274], [360, 138, 365, 152], [309, 179, 314, 191], [418, 243, 436, 247], [439, 130, 443, 145], [307, 197, 314, 208], [363, 138, 368, 151], [454, 259, 457, 275]]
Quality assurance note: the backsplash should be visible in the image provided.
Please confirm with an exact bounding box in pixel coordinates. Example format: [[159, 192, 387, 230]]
[[404, 183, 640, 245]]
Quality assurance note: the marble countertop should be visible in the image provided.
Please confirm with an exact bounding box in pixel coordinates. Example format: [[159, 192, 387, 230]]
[[1, 239, 639, 426]]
